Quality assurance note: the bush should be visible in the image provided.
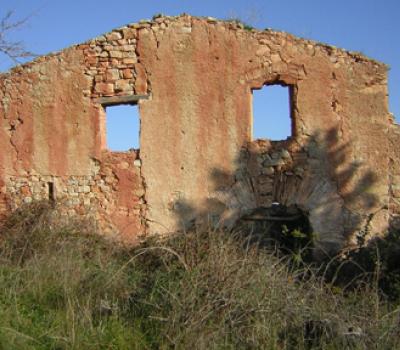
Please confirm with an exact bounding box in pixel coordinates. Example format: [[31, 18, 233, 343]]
[[327, 228, 400, 301], [0, 202, 400, 349]]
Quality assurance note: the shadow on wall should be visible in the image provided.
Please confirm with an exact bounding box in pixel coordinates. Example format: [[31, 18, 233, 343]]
[[171, 126, 383, 256], [323, 128, 378, 210]]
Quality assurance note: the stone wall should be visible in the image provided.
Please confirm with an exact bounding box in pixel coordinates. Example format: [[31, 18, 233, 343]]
[[0, 14, 397, 252], [389, 120, 400, 231]]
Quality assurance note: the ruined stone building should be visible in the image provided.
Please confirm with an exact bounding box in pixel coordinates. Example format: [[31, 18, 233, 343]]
[[0, 15, 398, 253]]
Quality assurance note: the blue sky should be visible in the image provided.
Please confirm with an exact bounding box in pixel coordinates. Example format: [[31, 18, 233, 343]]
[[1, 0, 399, 149]]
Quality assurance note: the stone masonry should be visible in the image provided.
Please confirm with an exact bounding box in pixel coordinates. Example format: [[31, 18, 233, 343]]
[[0, 15, 398, 252]]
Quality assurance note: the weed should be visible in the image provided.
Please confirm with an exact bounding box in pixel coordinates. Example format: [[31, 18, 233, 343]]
[[0, 203, 400, 349], [226, 18, 255, 31]]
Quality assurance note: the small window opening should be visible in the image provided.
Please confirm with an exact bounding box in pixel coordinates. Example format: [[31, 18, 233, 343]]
[[48, 182, 55, 202], [252, 84, 292, 141], [105, 104, 140, 151]]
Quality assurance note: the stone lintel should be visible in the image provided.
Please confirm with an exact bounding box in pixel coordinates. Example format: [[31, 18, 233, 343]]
[[96, 94, 150, 106]]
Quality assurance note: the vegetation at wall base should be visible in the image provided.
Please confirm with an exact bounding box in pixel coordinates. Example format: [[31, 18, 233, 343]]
[[0, 202, 400, 349]]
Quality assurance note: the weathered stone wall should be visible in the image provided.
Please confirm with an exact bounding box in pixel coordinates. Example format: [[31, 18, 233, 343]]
[[389, 121, 400, 231], [0, 21, 148, 239], [0, 15, 397, 252]]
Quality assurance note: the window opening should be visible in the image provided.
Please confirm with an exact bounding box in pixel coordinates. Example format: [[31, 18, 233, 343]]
[[252, 85, 292, 141], [48, 182, 55, 202], [105, 104, 140, 151]]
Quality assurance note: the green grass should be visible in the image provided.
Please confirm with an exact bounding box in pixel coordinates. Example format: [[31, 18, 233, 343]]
[[0, 202, 400, 349]]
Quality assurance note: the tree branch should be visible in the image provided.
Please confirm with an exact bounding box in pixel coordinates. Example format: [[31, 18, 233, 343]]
[[0, 10, 35, 63]]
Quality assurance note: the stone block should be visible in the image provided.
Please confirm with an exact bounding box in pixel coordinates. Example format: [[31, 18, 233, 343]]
[[122, 69, 133, 79], [122, 28, 137, 39], [123, 58, 137, 65], [261, 167, 275, 175], [109, 51, 123, 58], [95, 82, 114, 95], [115, 79, 133, 92], [106, 69, 120, 81], [106, 32, 122, 41]]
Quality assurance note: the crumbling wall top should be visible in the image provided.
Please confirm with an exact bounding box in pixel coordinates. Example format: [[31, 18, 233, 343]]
[[0, 14, 388, 80]]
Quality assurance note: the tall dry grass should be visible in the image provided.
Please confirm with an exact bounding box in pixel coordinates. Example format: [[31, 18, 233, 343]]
[[0, 202, 399, 349]]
